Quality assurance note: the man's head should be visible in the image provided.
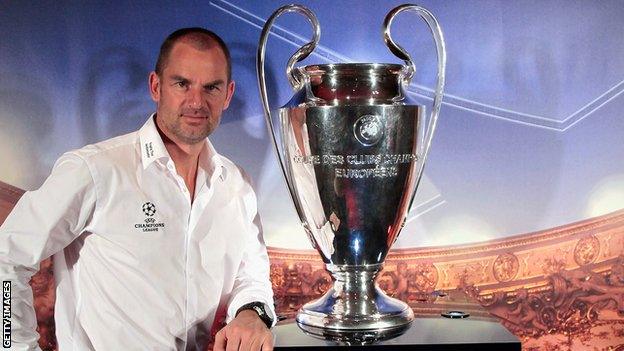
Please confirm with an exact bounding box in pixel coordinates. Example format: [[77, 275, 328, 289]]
[[155, 28, 232, 82], [149, 28, 235, 146]]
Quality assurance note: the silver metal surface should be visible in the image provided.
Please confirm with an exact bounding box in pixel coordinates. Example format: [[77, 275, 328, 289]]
[[383, 4, 447, 211], [257, 3, 446, 341], [294, 264, 414, 342], [257, 4, 321, 227]]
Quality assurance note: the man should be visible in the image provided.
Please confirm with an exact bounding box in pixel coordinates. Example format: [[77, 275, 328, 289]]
[[0, 28, 275, 350]]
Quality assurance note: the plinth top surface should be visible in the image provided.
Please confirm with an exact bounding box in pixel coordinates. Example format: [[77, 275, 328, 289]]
[[273, 317, 521, 350]]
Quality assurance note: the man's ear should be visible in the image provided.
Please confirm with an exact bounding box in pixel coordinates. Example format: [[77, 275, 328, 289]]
[[149, 71, 161, 102], [222, 80, 236, 111]]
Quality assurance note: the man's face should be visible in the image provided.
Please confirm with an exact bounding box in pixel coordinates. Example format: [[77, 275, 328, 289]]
[[149, 40, 235, 145]]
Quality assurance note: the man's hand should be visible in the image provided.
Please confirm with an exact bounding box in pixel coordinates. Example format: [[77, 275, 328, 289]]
[[213, 310, 274, 351]]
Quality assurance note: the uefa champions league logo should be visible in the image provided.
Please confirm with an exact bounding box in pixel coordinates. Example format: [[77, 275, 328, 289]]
[[142, 202, 156, 217], [134, 202, 164, 232], [354, 114, 384, 146]]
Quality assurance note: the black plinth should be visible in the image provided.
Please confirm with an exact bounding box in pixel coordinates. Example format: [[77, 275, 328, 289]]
[[273, 291, 521, 350], [273, 317, 520, 350]]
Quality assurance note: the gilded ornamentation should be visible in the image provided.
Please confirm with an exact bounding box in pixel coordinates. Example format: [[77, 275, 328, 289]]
[[269, 263, 285, 291], [270, 261, 332, 318], [380, 262, 439, 303], [574, 234, 600, 266], [493, 253, 520, 282], [468, 257, 624, 349]]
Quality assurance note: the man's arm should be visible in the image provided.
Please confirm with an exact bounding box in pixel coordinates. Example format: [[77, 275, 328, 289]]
[[214, 173, 275, 351], [0, 153, 96, 350], [224, 212, 276, 325]]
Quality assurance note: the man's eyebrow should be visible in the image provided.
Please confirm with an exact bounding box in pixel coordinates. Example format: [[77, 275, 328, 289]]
[[169, 75, 189, 82], [204, 79, 225, 87]]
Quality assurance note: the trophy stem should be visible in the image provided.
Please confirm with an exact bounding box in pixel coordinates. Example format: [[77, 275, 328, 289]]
[[296, 264, 414, 342]]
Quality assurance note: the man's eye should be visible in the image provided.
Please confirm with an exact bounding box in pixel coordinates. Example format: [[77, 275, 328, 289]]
[[175, 81, 187, 88], [206, 85, 220, 92]]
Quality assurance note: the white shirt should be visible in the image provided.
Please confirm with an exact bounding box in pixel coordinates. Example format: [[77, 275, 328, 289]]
[[0, 115, 275, 350]]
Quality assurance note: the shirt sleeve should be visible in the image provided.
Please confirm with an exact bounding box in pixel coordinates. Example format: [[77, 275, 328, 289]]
[[0, 152, 97, 350], [225, 172, 276, 327]]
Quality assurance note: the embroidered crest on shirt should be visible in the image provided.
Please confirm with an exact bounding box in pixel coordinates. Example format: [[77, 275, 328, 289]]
[[134, 202, 165, 232]]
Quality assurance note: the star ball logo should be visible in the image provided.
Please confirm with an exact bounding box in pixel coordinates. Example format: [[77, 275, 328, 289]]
[[134, 202, 165, 232], [142, 202, 156, 217]]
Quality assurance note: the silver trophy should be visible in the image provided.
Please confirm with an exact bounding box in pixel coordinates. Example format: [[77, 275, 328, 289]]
[[257, 4, 446, 341]]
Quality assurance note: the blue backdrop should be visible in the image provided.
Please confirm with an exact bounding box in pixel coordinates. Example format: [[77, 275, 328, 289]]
[[1, 0, 623, 248]]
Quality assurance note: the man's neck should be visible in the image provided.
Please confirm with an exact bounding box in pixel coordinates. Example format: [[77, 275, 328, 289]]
[[164, 138, 202, 168], [154, 117, 203, 202]]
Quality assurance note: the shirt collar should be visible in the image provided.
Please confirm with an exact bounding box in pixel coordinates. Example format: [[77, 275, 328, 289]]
[[138, 114, 227, 181], [139, 114, 169, 170], [199, 136, 226, 183]]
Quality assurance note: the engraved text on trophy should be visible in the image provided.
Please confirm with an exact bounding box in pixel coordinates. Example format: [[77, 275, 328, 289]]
[[293, 153, 418, 179]]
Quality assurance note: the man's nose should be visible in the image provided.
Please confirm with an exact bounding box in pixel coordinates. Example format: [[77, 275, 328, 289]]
[[187, 88, 204, 109]]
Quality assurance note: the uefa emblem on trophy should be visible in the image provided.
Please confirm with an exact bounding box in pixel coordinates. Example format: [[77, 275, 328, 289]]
[[257, 3, 446, 340]]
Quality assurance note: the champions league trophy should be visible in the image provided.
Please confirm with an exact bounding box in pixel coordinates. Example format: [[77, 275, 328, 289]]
[[257, 4, 446, 341]]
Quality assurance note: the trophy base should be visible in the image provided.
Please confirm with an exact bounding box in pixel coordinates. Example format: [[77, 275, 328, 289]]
[[295, 264, 414, 342]]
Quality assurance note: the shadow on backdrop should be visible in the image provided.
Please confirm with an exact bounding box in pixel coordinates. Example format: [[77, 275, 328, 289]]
[[213, 41, 284, 194], [0, 72, 54, 189], [78, 46, 152, 145]]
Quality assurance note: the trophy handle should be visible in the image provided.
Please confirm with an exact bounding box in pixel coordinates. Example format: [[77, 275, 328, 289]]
[[258, 4, 320, 92], [383, 4, 447, 211], [257, 5, 320, 222]]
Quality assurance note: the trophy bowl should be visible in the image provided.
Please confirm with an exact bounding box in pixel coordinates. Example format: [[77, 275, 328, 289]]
[[257, 4, 446, 341]]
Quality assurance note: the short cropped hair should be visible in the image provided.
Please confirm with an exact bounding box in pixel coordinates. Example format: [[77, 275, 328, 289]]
[[155, 27, 232, 81]]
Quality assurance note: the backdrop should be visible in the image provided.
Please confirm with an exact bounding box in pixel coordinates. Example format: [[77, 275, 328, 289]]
[[1, 1, 623, 350]]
